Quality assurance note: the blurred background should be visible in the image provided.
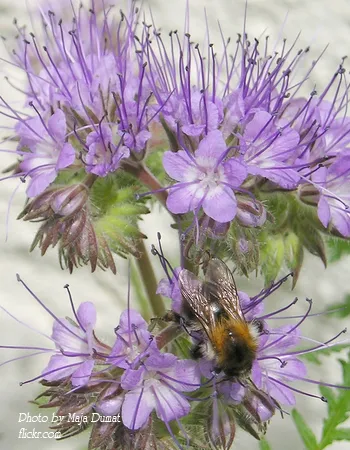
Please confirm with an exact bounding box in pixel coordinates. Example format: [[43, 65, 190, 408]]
[[0, 0, 349, 448]]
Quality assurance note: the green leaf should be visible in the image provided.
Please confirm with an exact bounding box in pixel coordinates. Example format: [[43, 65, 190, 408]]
[[301, 344, 349, 365], [327, 238, 350, 262], [326, 294, 350, 318], [259, 439, 272, 450], [318, 356, 350, 449], [332, 428, 350, 441], [292, 409, 318, 450]]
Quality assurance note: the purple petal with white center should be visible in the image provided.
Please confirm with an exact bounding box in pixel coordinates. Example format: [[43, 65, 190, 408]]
[[269, 358, 307, 380], [42, 354, 81, 381], [51, 318, 86, 353], [261, 325, 301, 353], [331, 209, 350, 237], [166, 184, 202, 214], [251, 395, 275, 422], [202, 186, 237, 223], [135, 130, 152, 151], [145, 352, 177, 370], [121, 367, 145, 391], [97, 393, 123, 416], [182, 123, 206, 137], [248, 164, 300, 189], [265, 378, 296, 405], [239, 291, 264, 319], [118, 309, 148, 332]]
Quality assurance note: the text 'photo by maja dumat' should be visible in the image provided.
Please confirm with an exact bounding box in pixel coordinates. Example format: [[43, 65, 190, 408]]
[[0, 0, 350, 449]]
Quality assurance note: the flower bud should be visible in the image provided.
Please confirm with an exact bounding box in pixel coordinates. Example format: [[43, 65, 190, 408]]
[[236, 197, 267, 227], [298, 184, 320, 206], [51, 185, 89, 216]]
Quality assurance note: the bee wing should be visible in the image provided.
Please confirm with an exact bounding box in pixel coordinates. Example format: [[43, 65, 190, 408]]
[[178, 268, 216, 337], [204, 258, 245, 320]]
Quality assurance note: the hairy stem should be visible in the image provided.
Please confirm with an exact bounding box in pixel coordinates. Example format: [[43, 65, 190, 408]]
[[123, 162, 168, 208], [135, 237, 166, 318]]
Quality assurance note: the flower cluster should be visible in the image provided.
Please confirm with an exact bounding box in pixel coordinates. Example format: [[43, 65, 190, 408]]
[[0, 0, 349, 280], [1, 3, 153, 271]]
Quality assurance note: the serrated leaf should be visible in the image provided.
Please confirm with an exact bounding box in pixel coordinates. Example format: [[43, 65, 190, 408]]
[[332, 428, 350, 441], [259, 439, 272, 450], [292, 409, 318, 450], [327, 238, 350, 263]]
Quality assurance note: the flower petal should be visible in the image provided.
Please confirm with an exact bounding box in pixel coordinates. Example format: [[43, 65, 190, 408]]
[[202, 186, 237, 222], [72, 359, 95, 386], [317, 195, 331, 228], [166, 183, 202, 214], [196, 130, 227, 159], [163, 150, 197, 182], [154, 382, 191, 422], [122, 387, 155, 430], [223, 158, 247, 187], [77, 302, 97, 329]]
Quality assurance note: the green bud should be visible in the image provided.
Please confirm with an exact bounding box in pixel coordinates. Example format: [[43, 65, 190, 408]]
[[284, 232, 304, 288], [259, 232, 285, 285]]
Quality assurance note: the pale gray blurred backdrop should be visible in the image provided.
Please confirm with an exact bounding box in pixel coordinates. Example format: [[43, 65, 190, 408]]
[[0, 0, 349, 449]]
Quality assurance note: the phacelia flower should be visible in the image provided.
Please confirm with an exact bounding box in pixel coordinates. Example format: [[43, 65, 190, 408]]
[[163, 130, 247, 223], [17, 109, 76, 197], [1, 274, 202, 449]]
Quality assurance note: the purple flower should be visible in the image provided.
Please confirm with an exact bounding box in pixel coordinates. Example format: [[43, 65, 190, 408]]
[[163, 130, 247, 222], [241, 111, 300, 189], [0, 275, 107, 389], [43, 302, 104, 387], [17, 109, 75, 197], [252, 325, 307, 406], [85, 125, 130, 176], [109, 309, 156, 369], [312, 153, 350, 237], [121, 352, 200, 429]]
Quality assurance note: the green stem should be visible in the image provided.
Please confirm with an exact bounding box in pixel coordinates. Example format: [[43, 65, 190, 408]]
[[124, 162, 167, 206], [135, 238, 166, 318]]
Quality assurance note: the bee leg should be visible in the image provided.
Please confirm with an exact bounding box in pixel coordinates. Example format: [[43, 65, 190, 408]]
[[190, 343, 203, 360], [213, 366, 222, 375], [149, 310, 182, 332]]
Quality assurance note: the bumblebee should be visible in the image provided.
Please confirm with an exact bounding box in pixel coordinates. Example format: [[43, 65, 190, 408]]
[[178, 258, 262, 378]]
